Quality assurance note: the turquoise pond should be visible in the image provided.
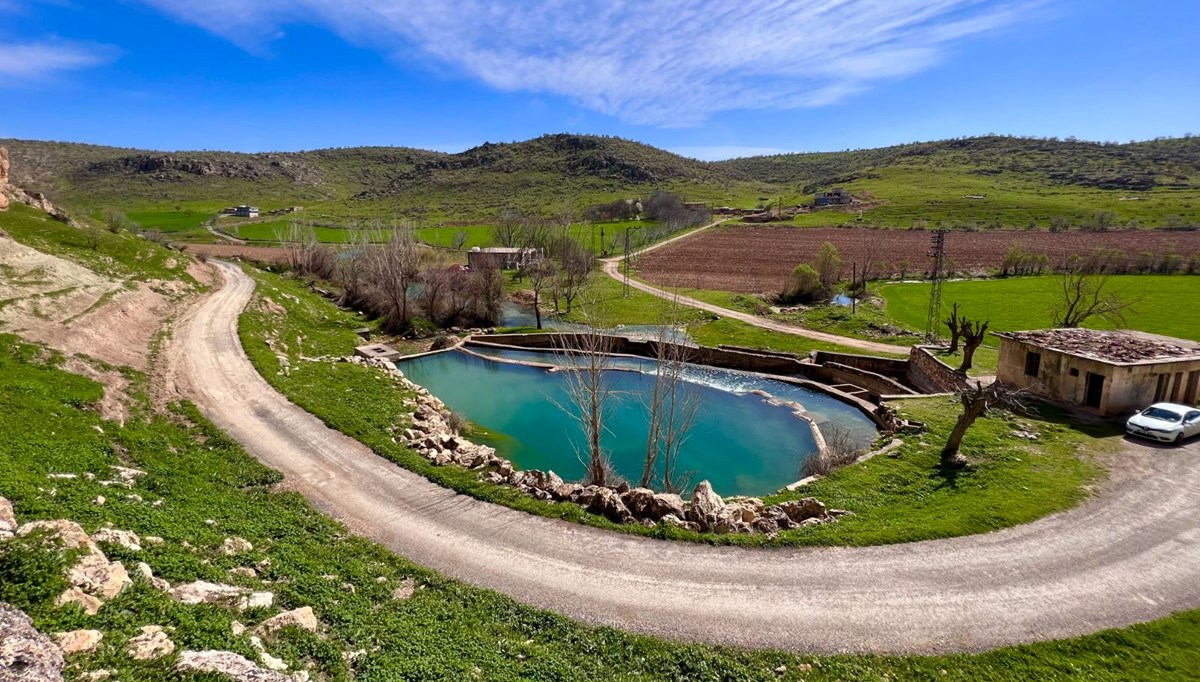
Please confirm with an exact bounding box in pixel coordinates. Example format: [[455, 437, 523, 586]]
[[396, 348, 877, 496]]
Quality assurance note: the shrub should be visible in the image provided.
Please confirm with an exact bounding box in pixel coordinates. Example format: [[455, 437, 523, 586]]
[[782, 264, 822, 303]]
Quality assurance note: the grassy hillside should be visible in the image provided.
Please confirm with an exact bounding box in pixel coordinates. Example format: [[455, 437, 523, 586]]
[[6, 134, 1199, 228]]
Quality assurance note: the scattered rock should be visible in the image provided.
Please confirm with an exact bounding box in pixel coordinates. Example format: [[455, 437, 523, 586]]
[[231, 622, 246, 637], [687, 481, 729, 531], [126, 625, 175, 660], [255, 607, 318, 637], [176, 650, 292, 682], [221, 537, 253, 556], [54, 587, 104, 615], [68, 552, 131, 600], [230, 567, 258, 578], [392, 579, 417, 601], [0, 602, 64, 681], [260, 652, 288, 671], [0, 497, 15, 535], [171, 581, 249, 606], [53, 629, 104, 655], [241, 592, 275, 611], [92, 496, 106, 507], [773, 498, 827, 524], [135, 562, 171, 591], [92, 528, 141, 552], [17, 520, 96, 552], [80, 670, 113, 681]]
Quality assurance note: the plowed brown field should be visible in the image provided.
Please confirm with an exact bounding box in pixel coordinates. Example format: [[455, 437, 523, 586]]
[[637, 226, 1200, 293]]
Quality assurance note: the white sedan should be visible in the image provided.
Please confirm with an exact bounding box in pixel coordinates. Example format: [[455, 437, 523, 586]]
[[1126, 403, 1200, 444]]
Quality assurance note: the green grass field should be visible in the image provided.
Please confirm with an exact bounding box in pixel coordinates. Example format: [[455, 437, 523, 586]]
[[880, 275, 1200, 341], [125, 209, 213, 232]]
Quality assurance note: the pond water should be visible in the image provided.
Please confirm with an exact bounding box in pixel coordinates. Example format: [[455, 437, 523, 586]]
[[396, 348, 876, 495], [499, 301, 693, 344]]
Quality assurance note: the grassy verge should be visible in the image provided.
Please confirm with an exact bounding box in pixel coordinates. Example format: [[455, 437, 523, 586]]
[[239, 264, 1112, 548], [880, 275, 1200, 341]]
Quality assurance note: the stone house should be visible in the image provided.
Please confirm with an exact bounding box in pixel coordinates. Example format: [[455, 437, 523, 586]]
[[995, 328, 1200, 416], [813, 188, 853, 207], [467, 247, 541, 270]]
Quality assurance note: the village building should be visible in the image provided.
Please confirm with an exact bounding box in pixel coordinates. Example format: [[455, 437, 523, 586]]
[[467, 247, 542, 270], [995, 328, 1200, 416], [813, 188, 853, 207], [232, 204, 260, 218]]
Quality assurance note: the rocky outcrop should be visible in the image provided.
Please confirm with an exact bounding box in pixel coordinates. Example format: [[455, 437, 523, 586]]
[[0, 146, 9, 211], [170, 581, 272, 611], [92, 528, 141, 552], [67, 550, 132, 600], [0, 602, 64, 681], [176, 650, 293, 682]]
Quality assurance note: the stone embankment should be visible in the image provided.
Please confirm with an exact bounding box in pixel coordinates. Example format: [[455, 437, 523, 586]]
[[343, 354, 850, 536]]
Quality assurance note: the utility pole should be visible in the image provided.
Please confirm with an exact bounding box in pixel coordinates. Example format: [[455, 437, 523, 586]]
[[852, 262, 857, 314], [924, 228, 949, 343]]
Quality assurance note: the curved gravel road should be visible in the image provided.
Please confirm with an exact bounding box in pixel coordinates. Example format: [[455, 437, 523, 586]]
[[176, 260, 1200, 654]]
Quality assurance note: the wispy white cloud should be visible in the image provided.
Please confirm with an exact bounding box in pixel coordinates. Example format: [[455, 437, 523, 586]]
[[137, 0, 1035, 126], [0, 40, 115, 81]]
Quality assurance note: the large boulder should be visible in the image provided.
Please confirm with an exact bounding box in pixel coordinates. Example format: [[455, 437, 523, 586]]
[[772, 498, 827, 524], [0, 602, 64, 681], [255, 607, 318, 637], [585, 487, 633, 524], [54, 587, 103, 616], [686, 481, 729, 531], [619, 488, 656, 519], [176, 650, 291, 682], [649, 493, 686, 520], [67, 552, 131, 600]]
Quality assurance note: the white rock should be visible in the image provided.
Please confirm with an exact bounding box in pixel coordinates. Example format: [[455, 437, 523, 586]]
[[68, 552, 131, 600], [55, 587, 103, 615], [126, 625, 175, 660], [221, 537, 253, 556], [92, 528, 141, 552], [53, 629, 104, 654], [255, 607, 318, 637], [260, 652, 288, 671], [240, 592, 274, 610], [177, 650, 292, 682]]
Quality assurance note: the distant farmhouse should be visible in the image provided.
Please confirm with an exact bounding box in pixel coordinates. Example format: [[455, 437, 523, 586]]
[[995, 328, 1200, 416], [467, 247, 542, 270], [813, 188, 853, 208], [222, 204, 260, 218]]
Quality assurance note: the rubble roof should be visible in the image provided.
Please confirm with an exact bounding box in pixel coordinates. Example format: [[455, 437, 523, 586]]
[[996, 328, 1200, 364]]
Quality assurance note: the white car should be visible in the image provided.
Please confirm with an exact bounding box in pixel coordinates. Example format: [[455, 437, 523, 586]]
[[1126, 403, 1200, 444]]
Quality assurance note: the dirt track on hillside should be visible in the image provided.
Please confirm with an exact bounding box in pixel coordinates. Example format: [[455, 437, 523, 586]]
[[173, 258, 1200, 654]]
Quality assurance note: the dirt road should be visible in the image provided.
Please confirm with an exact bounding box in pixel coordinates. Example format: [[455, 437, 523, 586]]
[[600, 224, 910, 355], [176, 260, 1200, 654]]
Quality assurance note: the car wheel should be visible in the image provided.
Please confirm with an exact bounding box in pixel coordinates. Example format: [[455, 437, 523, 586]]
[[1175, 433, 1184, 445]]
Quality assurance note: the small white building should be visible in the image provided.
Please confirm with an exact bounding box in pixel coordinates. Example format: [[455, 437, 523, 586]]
[[233, 205, 260, 218]]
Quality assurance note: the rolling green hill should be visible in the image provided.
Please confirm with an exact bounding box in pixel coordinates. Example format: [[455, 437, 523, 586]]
[[4, 134, 1199, 228]]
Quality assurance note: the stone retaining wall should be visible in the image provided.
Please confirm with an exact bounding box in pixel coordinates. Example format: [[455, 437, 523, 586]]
[[906, 346, 970, 393]]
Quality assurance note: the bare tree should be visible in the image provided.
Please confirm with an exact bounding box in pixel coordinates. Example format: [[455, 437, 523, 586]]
[[451, 229, 468, 251], [552, 307, 618, 487], [958, 317, 989, 373], [1051, 267, 1136, 328], [494, 209, 522, 247], [556, 238, 593, 315], [943, 302, 963, 353], [368, 222, 422, 331], [942, 381, 1027, 467], [639, 298, 703, 491], [277, 221, 335, 280], [525, 259, 557, 330]]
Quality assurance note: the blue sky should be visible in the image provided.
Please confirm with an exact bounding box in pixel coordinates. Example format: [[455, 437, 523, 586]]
[[1, 0, 1197, 159]]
